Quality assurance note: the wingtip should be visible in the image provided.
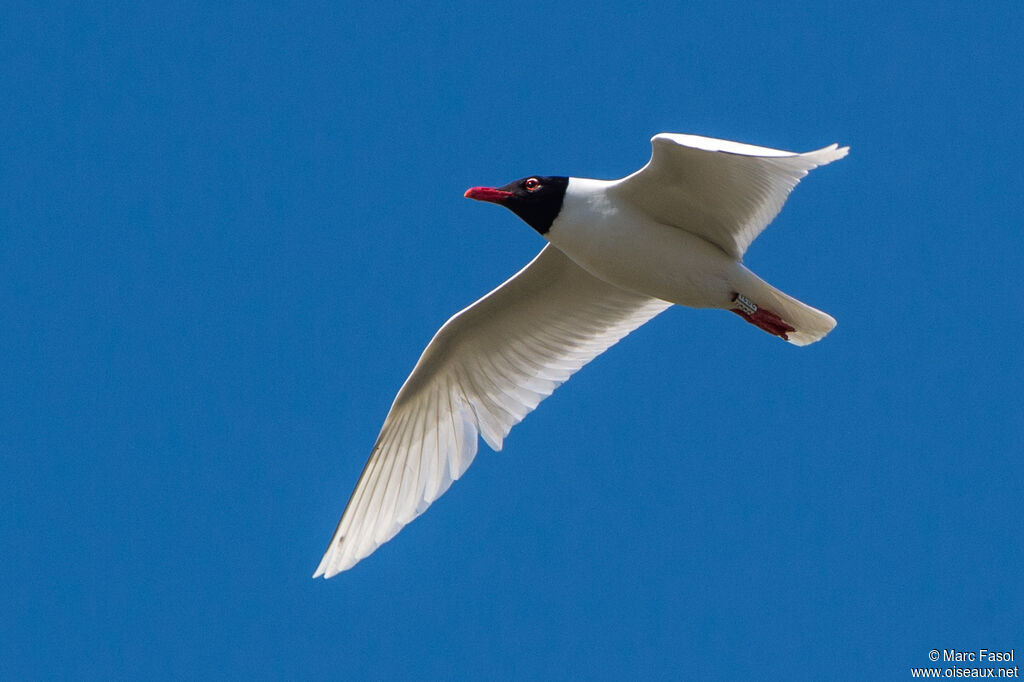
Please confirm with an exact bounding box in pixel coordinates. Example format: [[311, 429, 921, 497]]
[[313, 560, 341, 579], [802, 142, 849, 168], [314, 541, 358, 578]]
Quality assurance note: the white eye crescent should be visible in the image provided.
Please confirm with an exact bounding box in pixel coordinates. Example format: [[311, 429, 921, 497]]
[[524, 178, 541, 192]]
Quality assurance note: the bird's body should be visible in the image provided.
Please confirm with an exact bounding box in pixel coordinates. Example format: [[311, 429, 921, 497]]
[[548, 176, 740, 309], [315, 133, 848, 578]]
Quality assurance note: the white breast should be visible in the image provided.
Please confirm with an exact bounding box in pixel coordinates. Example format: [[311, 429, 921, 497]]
[[544, 177, 742, 309]]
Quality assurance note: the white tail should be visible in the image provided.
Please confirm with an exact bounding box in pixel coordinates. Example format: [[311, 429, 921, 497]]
[[736, 267, 837, 346]]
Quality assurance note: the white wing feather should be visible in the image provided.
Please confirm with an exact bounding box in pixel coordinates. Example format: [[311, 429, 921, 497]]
[[315, 245, 670, 577], [610, 133, 848, 259]]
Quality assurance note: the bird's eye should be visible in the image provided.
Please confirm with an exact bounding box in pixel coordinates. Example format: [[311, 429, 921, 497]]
[[524, 178, 541, 192]]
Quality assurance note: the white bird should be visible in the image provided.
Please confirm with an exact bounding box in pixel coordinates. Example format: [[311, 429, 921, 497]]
[[315, 133, 848, 577]]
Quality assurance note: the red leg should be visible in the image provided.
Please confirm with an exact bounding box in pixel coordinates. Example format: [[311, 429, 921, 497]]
[[730, 294, 795, 341]]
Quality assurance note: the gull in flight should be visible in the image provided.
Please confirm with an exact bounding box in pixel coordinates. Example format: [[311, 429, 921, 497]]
[[315, 133, 848, 577]]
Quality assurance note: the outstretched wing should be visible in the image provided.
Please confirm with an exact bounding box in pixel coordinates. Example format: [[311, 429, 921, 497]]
[[609, 133, 848, 259], [315, 245, 671, 577]]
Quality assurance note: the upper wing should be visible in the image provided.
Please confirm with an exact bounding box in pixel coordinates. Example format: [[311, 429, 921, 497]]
[[609, 133, 848, 259], [315, 245, 671, 577]]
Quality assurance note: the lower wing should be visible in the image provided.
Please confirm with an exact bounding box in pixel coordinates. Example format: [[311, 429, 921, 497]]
[[315, 245, 671, 577]]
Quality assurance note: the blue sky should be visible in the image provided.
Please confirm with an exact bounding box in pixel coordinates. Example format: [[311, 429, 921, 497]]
[[2, 2, 1021, 679]]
